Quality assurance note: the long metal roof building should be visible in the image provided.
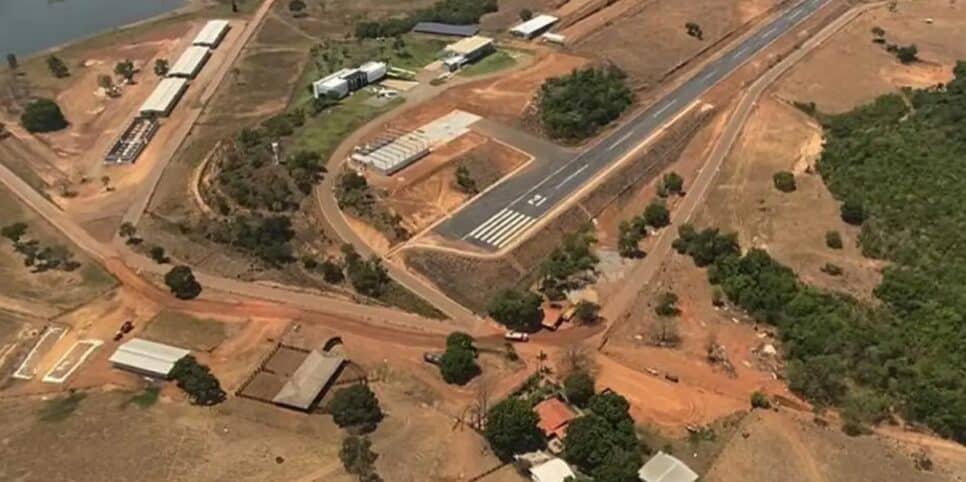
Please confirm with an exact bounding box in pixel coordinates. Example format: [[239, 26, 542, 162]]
[[109, 338, 190, 378], [139, 77, 188, 116], [638, 452, 699, 482], [412, 22, 479, 37], [510, 14, 559, 39], [271, 350, 345, 410], [168, 46, 211, 79], [192, 19, 230, 48]]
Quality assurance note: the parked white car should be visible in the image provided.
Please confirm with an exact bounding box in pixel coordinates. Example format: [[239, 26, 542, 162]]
[[504, 331, 530, 342]]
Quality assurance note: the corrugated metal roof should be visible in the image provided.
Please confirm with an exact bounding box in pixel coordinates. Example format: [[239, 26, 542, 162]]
[[444, 35, 493, 56], [272, 351, 345, 410], [109, 338, 190, 377], [168, 46, 210, 77], [193, 19, 229, 46], [510, 14, 559, 36], [412, 22, 479, 37], [139, 77, 188, 114], [638, 452, 699, 482]]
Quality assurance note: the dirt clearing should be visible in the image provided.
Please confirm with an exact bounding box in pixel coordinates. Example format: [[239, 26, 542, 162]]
[[775, 0, 966, 113]]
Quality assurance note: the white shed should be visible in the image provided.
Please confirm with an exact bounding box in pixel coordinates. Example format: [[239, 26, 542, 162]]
[[312, 69, 352, 99], [139, 77, 188, 117], [168, 46, 211, 79], [109, 338, 190, 378], [529, 458, 576, 482], [192, 19, 230, 48]]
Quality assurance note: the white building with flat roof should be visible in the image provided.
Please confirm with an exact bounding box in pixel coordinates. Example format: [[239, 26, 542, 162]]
[[510, 14, 559, 39], [529, 458, 575, 482], [139, 77, 188, 117], [109, 338, 190, 379], [192, 19, 230, 48], [168, 46, 211, 79]]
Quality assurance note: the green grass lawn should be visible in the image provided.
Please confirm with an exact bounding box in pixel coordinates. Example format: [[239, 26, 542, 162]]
[[291, 91, 403, 161], [459, 50, 517, 77]]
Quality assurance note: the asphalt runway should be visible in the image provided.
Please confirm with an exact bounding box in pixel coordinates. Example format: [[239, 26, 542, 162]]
[[436, 0, 830, 250]]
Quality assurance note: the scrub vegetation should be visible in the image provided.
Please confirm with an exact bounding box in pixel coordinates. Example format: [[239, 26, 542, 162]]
[[537, 66, 633, 141]]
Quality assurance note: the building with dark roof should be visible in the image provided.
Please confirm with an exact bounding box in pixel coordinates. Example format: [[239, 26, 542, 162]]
[[412, 22, 479, 37]]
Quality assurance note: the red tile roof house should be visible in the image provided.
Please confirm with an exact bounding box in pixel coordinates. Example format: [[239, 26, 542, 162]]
[[534, 397, 577, 441]]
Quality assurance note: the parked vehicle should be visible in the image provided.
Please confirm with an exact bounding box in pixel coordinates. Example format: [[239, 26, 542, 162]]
[[504, 331, 530, 342], [664, 373, 680, 383], [423, 352, 443, 365]]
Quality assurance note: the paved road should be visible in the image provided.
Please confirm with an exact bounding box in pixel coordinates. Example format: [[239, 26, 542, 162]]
[[437, 0, 830, 251], [599, 1, 870, 333]]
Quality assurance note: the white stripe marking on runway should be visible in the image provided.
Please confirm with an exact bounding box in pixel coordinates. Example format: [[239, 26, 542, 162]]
[[466, 208, 509, 238], [492, 217, 538, 248], [554, 164, 590, 190], [479, 212, 527, 243], [652, 98, 679, 118]]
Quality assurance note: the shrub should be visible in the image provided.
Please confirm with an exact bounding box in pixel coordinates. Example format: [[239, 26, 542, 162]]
[[825, 230, 843, 249], [643, 201, 670, 228], [20, 98, 68, 133], [840, 199, 866, 225], [750, 391, 771, 409], [654, 291, 681, 317], [772, 171, 796, 192]]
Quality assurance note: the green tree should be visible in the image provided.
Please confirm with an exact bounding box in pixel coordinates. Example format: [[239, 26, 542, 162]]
[[149, 245, 168, 264], [114, 59, 135, 82], [46, 55, 69, 78], [895, 44, 918, 64], [617, 220, 645, 258], [484, 397, 545, 460], [587, 391, 633, 427], [346, 256, 389, 297], [654, 291, 681, 317], [6, 53, 17, 70], [289, 0, 307, 12], [153, 58, 169, 76], [840, 199, 866, 225], [538, 66, 633, 140], [321, 259, 345, 284], [685, 22, 703, 40], [564, 370, 595, 408], [329, 384, 384, 433], [773, 171, 796, 192], [487, 289, 544, 332], [164, 265, 202, 300], [440, 345, 480, 385], [563, 414, 640, 475], [519, 8, 533, 20], [661, 171, 684, 195], [643, 201, 670, 228], [340, 436, 379, 476], [20, 98, 68, 133], [169, 355, 226, 405], [446, 331, 474, 351]]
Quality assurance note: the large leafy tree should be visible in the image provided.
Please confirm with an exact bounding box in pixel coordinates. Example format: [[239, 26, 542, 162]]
[[487, 289, 544, 332], [329, 384, 384, 433], [164, 265, 202, 300], [564, 370, 595, 408], [20, 98, 68, 133], [170, 355, 226, 406], [484, 398, 545, 459]]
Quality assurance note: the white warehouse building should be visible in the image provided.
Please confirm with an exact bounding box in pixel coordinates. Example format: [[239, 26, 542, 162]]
[[168, 45, 211, 79], [192, 19, 230, 48], [312, 61, 387, 100], [109, 338, 190, 379], [510, 14, 559, 39], [139, 77, 189, 117]]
